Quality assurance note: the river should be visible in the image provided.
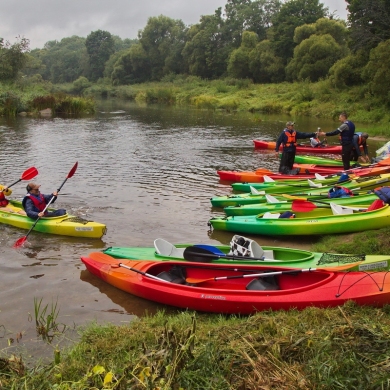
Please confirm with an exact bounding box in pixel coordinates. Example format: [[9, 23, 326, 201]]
[[0, 100, 384, 361]]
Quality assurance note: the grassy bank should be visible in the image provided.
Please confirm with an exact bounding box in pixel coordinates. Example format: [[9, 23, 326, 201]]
[[2, 228, 390, 389], [64, 76, 390, 137]]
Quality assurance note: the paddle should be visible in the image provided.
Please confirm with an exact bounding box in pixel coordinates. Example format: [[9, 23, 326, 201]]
[[113, 263, 171, 282], [291, 199, 367, 212], [183, 246, 282, 263], [185, 263, 361, 284], [2, 167, 39, 190], [13, 162, 78, 248]]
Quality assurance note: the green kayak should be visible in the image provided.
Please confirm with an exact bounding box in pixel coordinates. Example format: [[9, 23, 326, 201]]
[[208, 201, 390, 236], [223, 193, 378, 216], [102, 236, 390, 272]]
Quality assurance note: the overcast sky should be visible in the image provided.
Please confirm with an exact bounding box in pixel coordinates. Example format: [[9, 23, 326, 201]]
[[2, 0, 348, 50]]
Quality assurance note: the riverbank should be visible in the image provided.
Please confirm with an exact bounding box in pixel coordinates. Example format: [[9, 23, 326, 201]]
[[2, 228, 390, 389]]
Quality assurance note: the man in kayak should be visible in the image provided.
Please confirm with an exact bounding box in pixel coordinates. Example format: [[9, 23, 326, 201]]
[[318, 112, 355, 170], [351, 132, 369, 163], [310, 128, 327, 147], [22, 182, 66, 219], [275, 121, 318, 174]]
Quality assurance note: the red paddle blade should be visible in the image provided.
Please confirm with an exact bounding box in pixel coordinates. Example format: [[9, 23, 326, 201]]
[[13, 236, 27, 248], [291, 199, 317, 212], [67, 162, 78, 179], [21, 167, 38, 181]]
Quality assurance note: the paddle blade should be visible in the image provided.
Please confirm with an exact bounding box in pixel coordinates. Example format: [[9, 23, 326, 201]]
[[21, 167, 38, 181], [183, 246, 220, 262], [291, 199, 318, 212], [13, 236, 27, 248], [186, 277, 213, 284], [67, 161, 78, 179]]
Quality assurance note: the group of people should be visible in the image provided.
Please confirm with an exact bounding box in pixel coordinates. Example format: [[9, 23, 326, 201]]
[[275, 113, 370, 173], [0, 182, 66, 219]]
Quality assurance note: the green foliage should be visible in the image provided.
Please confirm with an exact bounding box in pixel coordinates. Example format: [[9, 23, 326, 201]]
[[347, 0, 390, 51], [86, 30, 115, 82], [72, 76, 91, 94], [362, 39, 390, 103], [0, 91, 23, 116], [0, 36, 30, 82]]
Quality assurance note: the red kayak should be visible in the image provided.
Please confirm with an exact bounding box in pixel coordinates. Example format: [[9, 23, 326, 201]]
[[217, 166, 390, 183], [81, 253, 390, 315], [254, 140, 344, 154]]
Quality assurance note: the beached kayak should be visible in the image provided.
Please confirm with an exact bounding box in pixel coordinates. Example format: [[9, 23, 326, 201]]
[[223, 193, 378, 216], [253, 139, 347, 154], [101, 236, 390, 272], [208, 200, 390, 236], [0, 200, 106, 238], [81, 253, 390, 314]]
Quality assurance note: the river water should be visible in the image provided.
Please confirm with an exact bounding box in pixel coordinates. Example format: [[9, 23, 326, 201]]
[[0, 100, 383, 360]]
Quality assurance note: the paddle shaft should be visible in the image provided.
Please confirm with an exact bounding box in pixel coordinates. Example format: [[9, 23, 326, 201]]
[[118, 263, 170, 282]]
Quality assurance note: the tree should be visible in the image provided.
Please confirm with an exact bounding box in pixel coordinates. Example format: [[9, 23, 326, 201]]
[[286, 18, 348, 81], [362, 39, 390, 100], [346, 0, 390, 51], [86, 30, 115, 82], [0, 36, 30, 82], [139, 15, 187, 80], [269, 0, 328, 63], [182, 9, 231, 78]]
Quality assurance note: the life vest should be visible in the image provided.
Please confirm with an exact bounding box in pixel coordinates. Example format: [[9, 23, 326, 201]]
[[357, 135, 366, 145], [22, 193, 47, 212], [374, 186, 390, 204], [328, 186, 354, 198], [0, 191, 9, 207], [338, 120, 355, 144], [283, 129, 296, 147], [310, 137, 321, 147]]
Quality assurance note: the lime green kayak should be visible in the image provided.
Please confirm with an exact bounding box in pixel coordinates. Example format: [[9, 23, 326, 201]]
[[223, 193, 378, 216], [102, 237, 390, 272], [0, 200, 106, 239], [208, 202, 390, 236]]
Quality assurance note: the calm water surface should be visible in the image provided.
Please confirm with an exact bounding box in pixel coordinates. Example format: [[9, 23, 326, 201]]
[[0, 100, 383, 360]]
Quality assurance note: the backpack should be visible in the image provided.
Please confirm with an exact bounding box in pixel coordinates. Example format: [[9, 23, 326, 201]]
[[328, 186, 354, 198]]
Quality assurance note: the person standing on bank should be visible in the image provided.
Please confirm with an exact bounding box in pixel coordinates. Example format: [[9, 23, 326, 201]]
[[318, 112, 355, 170], [22, 182, 66, 219], [275, 121, 318, 174]]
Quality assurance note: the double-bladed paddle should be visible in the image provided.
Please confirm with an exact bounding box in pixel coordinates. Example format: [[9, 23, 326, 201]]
[[183, 246, 282, 263], [13, 162, 78, 248], [185, 263, 362, 284]]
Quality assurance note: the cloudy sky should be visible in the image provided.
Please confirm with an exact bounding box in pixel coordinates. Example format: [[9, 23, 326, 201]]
[[2, 0, 348, 50]]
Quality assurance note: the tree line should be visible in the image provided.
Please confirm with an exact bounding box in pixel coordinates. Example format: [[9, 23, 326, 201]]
[[1, 0, 390, 101]]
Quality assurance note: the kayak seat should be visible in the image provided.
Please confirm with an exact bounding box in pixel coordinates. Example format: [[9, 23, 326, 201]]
[[262, 212, 281, 219], [248, 240, 274, 260], [154, 238, 185, 258], [157, 266, 186, 284], [330, 203, 354, 215], [246, 276, 280, 291]]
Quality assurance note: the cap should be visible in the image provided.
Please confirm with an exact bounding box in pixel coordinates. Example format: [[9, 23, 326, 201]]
[[338, 173, 349, 183], [286, 121, 295, 127], [26, 182, 41, 191]]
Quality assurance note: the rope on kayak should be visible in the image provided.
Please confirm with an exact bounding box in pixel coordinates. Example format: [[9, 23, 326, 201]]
[[60, 216, 93, 225], [317, 253, 366, 265]]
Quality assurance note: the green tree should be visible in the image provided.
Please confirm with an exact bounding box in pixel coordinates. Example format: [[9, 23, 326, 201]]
[[346, 0, 390, 51], [227, 31, 258, 78], [86, 30, 115, 82], [269, 0, 328, 63], [248, 39, 285, 83], [286, 18, 348, 81], [138, 15, 187, 81], [0, 36, 30, 82], [182, 9, 231, 78], [362, 39, 390, 100]]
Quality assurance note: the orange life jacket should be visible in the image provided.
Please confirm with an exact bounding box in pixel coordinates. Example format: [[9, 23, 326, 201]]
[[283, 130, 296, 147], [0, 191, 8, 207]]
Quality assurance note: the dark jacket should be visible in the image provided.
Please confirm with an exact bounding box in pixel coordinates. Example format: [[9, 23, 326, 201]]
[[275, 129, 316, 153], [22, 193, 57, 219], [325, 120, 355, 145]]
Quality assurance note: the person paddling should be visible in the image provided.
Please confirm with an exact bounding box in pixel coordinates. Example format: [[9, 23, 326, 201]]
[[22, 182, 66, 219], [0, 185, 12, 207]]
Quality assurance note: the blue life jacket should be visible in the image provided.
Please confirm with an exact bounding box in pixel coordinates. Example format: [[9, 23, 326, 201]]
[[374, 186, 390, 204], [328, 186, 354, 198]]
